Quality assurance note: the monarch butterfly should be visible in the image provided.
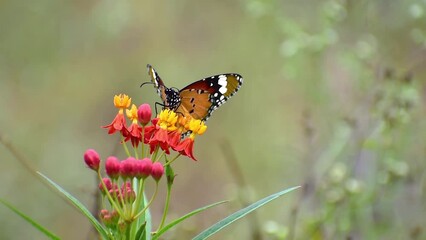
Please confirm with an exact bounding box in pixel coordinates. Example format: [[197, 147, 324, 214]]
[[143, 64, 243, 121]]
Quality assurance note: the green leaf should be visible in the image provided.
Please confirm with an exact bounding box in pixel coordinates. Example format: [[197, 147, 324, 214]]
[[0, 199, 61, 240], [37, 172, 110, 240], [192, 186, 300, 240], [135, 221, 146, 240], [144, 193, 152, 240], [152, 200, 228, 240]]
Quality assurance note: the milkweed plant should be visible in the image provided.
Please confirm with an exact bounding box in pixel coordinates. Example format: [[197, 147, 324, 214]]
[[1, 93, 299, 240]]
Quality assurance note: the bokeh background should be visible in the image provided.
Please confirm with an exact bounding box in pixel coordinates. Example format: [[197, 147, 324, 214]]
[[1, 0, 426, 239]]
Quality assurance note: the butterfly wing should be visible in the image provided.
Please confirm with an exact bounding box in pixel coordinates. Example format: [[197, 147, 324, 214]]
[[177, 74, 243, 121], [147, 64, 169, 105]]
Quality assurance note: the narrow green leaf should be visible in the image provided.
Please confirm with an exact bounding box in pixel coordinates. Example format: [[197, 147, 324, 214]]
[[0, 199, 60, 240], [153, 200, 228, 240], [144, 193, 152, 240], [37, 172, 110, 240], [192, 186, 300, 240], [135, 221, 147, 240]]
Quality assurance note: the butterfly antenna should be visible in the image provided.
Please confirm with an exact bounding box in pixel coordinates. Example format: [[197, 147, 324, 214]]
[[140, 82, 154, 88]]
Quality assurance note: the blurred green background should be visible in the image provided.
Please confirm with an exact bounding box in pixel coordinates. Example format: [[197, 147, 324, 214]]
[[1, 0, 426, 239]]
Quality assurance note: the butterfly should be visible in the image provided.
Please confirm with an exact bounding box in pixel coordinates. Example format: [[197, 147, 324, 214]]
[[143, 64, 243, 121]]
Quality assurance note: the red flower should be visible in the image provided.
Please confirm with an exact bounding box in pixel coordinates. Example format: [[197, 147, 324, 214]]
[[124, 123, 142, 147], [149, 128, 170, 154], [102, 94, 132, 135], [173, 118, 207, 161], [147, 110, 179, 154], [168, 130, 181, 150], [175, 137, 196, 161], [143, 125, 156, 144], [122, 104, 143, 147], [141, 118, 158, 144], [102, 111, 127, 134]]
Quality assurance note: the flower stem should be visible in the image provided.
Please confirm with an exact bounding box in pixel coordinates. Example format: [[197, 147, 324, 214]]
[[125, 222, 131, 240], [156, 176, 173, 232], [151, 146, 159, 162], [163, 154, 181, 167], [133, 147, 139, 159], [133, 182, 159, 220], [155, 150, 166, 163], [141, 127, 145, 157], [132, 179, 145, 216], [122, 136, 131, 157], [129, 179, 144, 239]]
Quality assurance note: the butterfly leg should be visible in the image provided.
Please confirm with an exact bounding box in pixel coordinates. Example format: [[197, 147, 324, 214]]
[[154, 102, 167, 116]]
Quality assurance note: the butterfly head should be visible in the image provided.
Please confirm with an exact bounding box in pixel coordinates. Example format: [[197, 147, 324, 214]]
[[164, 87, 181, 110]]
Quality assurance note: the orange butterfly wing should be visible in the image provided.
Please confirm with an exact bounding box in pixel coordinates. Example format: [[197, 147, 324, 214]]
[[177, 74, 243, 121]]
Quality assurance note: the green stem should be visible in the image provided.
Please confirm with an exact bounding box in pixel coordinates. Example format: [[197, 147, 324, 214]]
[[156, 178, 172, 231], [155, 150, 166, 163], [132, 179, 145, 216], [151, 146, 159, 162], [122, 137, 131, 157], [141, 126, 145, 157], [133, 182, 159, 220], [125, 222, 131, 240], [163, 154, 181, 167], [133, 147, 139, 159], [128, 178, 145, 239]]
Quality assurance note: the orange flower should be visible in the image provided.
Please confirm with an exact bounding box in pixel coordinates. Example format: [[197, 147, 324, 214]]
[[102, 94, 132, 135], [174, 119, 207, 160], [123, 104, 142, 147], [148, 109, 178, 154]]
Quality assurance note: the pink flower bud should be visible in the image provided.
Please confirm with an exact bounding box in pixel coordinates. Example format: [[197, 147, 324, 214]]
[[138, 104, 152, 125], [123, 189, 136, 203], [135, 158, 153, 179], [109, 188, 121, 201], [151, 162, 164, 181], [120, 157, 137, 179], [121, 181, 132, 192], [99, 209, 110, 220], [99, 209, 114, 227], [84, 149, 100, 171], [99, 178, 112, 194], [105, 156, 121, 179]]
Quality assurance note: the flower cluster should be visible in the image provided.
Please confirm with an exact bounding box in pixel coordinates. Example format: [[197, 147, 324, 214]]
[[84, 94, 208, 237], [102, 94, 207, 161], [84, 149, 164, 218]]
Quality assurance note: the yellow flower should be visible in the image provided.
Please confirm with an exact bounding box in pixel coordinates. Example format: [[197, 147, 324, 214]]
[[188, 118, 207, 139], [113, 94, 131, 109], [157, 109, 178, 131], [126, 104, 138, 123]]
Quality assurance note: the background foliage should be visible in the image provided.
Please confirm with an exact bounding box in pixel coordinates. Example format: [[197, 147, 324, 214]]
[[1, 0, 426, 239]]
